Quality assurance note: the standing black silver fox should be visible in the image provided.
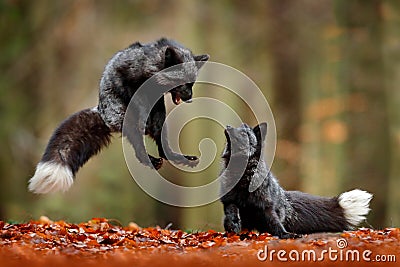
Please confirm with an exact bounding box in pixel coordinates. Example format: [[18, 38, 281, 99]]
[[220, 123, 372, 238], [29, 38, 209, 194]]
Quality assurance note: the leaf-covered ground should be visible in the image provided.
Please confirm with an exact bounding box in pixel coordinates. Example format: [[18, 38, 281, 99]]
[[1, 217, 399, 267]]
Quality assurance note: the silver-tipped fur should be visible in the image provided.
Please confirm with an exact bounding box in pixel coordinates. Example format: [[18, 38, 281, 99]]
[[28, 39, 207, 194], [28, 161, 74, 194], [338, 189, 373, 227]]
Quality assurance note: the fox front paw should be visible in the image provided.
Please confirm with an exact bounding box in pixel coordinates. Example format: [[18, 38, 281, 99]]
[[224, 224, 241, 234], [182, 155, 199, 167], [224, 219, 241, 234], [278, 232, 302, 239], [166, 153, 199, 167], [135, 152, 163, 170]]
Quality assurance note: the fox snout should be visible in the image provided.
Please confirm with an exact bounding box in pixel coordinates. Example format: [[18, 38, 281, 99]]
[[171, 83, 193, 105]]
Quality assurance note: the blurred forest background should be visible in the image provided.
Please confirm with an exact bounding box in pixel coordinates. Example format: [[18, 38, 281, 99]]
[[1, 0, 399, 231]]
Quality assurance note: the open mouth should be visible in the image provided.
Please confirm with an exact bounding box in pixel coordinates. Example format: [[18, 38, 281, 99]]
[[172, 92, 192, 105], [172, 93, 182, 105]]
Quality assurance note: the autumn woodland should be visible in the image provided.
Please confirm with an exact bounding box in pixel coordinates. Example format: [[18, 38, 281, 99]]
[[0, 0, 399, 235]]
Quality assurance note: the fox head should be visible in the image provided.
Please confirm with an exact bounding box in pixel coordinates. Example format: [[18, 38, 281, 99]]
[[107, 38, 209, 106], [158, 43, 209, 105], [222, 123, 268, 160], [222, 122, 268, 191], [222, 123, 267, 192]]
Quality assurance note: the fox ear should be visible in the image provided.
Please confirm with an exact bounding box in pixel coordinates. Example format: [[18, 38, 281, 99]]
[[164, 46, 181, 68], [253, 122, 268, 142], [194, 54, 209, 69]]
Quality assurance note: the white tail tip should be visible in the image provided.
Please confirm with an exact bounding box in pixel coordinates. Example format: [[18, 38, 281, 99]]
[[28, 161, 74, 194], [338, 189, 373, 227]]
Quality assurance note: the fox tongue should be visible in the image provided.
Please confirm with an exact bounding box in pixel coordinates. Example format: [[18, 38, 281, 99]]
[[175, 95, 182, 105]]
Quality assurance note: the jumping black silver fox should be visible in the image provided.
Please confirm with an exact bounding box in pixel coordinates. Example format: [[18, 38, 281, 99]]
[[220, 123, 372, 238], [29, 38, 209, 194]]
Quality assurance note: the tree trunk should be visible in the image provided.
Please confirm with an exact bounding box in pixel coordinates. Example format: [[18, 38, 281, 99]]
[[335, 0, 389, 228], [383, 0, 400, 227], [267, 0, 302, 190]]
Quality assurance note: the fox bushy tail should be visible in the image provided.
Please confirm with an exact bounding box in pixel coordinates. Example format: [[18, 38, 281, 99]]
[[285, 189, 372, 234], [28, 107, 111, 194], [338, 189, 373, 227]]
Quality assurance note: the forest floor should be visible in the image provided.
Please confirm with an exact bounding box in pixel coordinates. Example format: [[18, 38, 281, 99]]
[[0, 217, 399, 267]]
